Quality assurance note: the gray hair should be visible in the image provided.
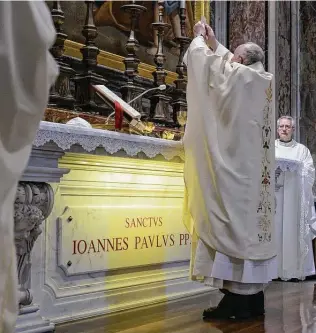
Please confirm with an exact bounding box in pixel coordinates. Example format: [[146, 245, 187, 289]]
[[242, 42, 265, 66], [277, 116, 295, 128]]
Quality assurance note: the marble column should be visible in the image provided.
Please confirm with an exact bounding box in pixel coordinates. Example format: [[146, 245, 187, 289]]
[[299, 1, 316, 195], [228, 1, 267, 53], [214, 1, 228, 47], [299, 2, 316, 152], [275, 1, 292, 119]]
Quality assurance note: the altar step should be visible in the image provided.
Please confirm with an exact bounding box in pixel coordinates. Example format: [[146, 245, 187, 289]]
[[55, 281, 316, 333], [55, 291, 215, 333]]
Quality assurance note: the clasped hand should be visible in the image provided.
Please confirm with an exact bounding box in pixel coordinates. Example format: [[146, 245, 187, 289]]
[[193, 21, 217, 50]]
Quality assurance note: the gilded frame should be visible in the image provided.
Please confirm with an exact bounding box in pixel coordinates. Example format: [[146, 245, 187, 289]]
[[64, 1, 211, 84], [194, 0, 210, 25]]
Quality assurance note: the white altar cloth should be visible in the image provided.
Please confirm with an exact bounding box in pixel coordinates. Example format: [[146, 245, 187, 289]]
[[33, 121, 184, 161], [275, 158, 316, 280]]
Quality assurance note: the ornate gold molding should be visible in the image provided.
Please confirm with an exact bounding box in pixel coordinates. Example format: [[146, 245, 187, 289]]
[[194, 0, 210, 24], [64, 40, 178, 84]]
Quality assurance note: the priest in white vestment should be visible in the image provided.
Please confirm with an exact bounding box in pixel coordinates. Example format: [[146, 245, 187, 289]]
[[0, 2, 58, 332], [183, 21, 277, 320], [275, 116, 316, 281]]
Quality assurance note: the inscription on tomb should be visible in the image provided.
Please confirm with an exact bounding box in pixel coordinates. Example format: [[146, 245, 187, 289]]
[[58, 207, 191, 275]]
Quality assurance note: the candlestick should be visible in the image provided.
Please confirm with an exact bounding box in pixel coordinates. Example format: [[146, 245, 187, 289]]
[[150, 0, 172, 124], [74, 0, 107, 114], [120, 1, 147, 117], [171, 1, 191, 130], [49, 1, 75, 109], [180, 0, 185, 9]]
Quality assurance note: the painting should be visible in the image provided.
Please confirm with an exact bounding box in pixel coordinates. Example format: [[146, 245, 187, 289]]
[[54, 1, 210, 74]]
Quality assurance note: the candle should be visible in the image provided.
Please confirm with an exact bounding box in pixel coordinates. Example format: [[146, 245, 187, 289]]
[[180, 0, 185, 9]]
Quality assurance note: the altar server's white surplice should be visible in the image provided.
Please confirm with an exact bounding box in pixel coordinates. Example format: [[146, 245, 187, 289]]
[[183, 37, 277, 292], [0, 2, 58, 332], [275, 139, 316, 280]]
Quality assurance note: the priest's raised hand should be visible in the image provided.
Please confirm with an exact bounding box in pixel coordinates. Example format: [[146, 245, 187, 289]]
[[204, 24, 218, 51], [193, 20, 207, 39]]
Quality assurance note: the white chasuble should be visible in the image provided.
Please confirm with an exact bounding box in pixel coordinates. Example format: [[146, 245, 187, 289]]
[[275, 140, 316, 280], [182, 37, 276, 284], [0, 2, 58, 332]]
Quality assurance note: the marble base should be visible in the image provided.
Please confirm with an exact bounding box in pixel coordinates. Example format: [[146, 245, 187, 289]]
[[24, 128, 209, 326], [16, 305, 54, 333], [30, 151, 211, 324], [22, 147, 69, 183]]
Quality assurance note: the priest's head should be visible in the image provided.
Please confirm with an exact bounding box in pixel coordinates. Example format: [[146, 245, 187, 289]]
[[277, 116, 295, 142], [231, 42, 264, 66]]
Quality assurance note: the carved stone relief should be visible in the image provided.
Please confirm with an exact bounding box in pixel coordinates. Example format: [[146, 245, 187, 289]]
[[14, 182, 54, 306]]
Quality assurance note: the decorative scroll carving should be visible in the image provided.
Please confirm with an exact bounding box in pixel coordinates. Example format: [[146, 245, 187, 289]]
[[150, 1, 172, 124], [50, 1, 76, 109], [74, 0, 107, 114], [14, 182, 54, 306]]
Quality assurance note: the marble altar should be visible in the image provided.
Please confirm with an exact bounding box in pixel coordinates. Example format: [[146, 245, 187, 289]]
[[15, 122, 210, 331]]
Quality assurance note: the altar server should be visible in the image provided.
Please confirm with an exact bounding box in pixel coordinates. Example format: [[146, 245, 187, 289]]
[[0, 2, 58, 332], [275, 116, 316, 281], [183, 21, 277, 320]]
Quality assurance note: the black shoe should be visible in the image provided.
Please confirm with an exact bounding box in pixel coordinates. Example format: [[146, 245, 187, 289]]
[[249, 291, 265, 317], [273, 278, 301, 282], [203, 290, 251, 320], [289, 278, 300, 283]]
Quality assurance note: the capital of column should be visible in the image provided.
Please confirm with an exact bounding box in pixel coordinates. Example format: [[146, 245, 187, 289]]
[[14, 182, 54, 306]]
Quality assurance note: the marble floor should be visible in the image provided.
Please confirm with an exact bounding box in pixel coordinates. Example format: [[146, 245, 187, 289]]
[[56, 281, 316, 333]]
